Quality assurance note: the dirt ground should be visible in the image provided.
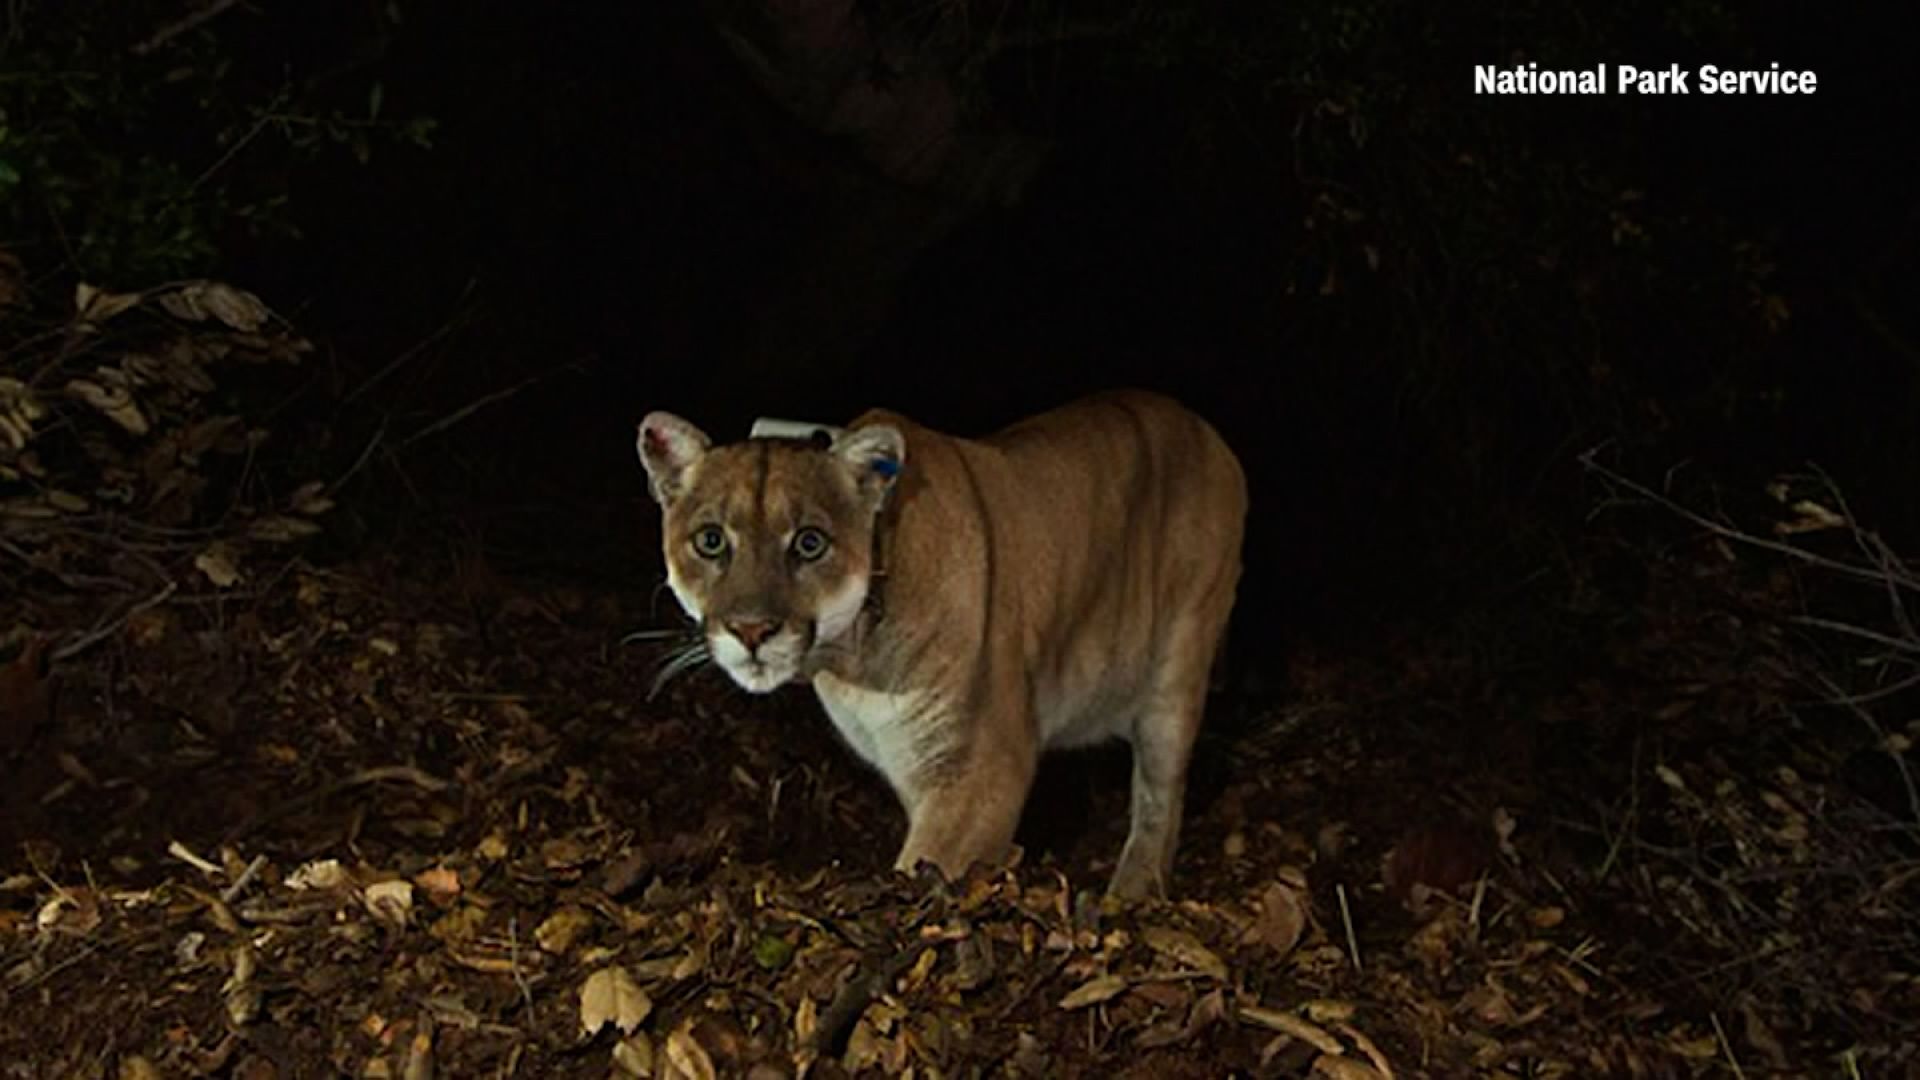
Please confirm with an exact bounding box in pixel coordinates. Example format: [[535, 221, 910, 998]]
[[3, 499, 1917, 1078]]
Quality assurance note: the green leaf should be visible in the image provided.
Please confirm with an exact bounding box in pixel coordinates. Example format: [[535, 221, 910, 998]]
[[751, 934, 794, 971]]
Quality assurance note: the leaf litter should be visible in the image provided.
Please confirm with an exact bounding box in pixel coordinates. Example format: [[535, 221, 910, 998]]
[[4, 282, 1918, 1074]]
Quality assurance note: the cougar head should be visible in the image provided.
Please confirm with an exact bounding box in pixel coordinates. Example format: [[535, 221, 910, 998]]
[[637, 412, 903, 692]]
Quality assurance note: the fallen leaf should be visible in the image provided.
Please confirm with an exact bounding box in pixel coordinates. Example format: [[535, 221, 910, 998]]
[[1136, 987, 1227, 1049], [1058, 973, 1128, 1010], [118, 1056, 164, 1080], [1311, 1055, 1384, 1079], [66, 378, 148, 435], [752, 933, 795, 972], [1304, 999, 1356, 1023], [200, 282, 271, 332], [161, 281, 270, 331], [665, 1020, 717, 1080], [413, 866, 461, 902], [363, 880, 415, 926], [287, 859, 349, 891], [289, 480, 334, 516], [74, 282, 141, 323], [1666, 1031, 1721, 1059], [194, 544, 243, 588], [35, 890, 102, 936], [1141, 926, 1229, 981], [249, 515, 321, 542], [1239, 1004, 1344, 1054], [1252, 880, 1308, 958], [612, 1032, 655, 1076], [536, 906, 594, 955], [580, 965, 652, 1037]]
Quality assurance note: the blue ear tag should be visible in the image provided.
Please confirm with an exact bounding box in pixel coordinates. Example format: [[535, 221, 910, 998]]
[[872, 457, 901, 480]]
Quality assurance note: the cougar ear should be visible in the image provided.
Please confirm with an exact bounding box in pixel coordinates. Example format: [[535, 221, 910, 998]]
[[832, 423, 905, 508], [637, 411, 712, 506]]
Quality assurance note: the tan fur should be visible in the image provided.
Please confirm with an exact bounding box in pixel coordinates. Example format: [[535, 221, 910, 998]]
[[637, 391, 1246, 898]]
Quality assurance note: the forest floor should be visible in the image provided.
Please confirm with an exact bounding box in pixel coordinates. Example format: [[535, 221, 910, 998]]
[[3, 493, 1918, 1079]]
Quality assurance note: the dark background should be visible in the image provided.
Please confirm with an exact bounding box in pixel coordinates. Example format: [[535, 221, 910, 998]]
[[9, 0, 1916, 643]]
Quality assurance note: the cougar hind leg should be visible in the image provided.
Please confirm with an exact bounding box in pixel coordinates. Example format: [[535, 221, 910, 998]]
[[1109, 604, 1228, 899]]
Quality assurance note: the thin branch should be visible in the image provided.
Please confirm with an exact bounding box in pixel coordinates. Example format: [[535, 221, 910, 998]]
[[1580, 448, 1919, 594], [1789, 616, 1920, 657], [51, 580, 177, 662], [1812, 670, 1920, 827], [130, 0, 246, 56]]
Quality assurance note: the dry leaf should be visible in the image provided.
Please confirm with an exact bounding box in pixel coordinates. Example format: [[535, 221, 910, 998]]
[[1253, 880, 1308, 957], [161, 281, 270, 331], [1666, 1031, 1721, 1059], [199, 282, 271, 332], [665, 1020, 717, 1080], [792, 991, 818, 1046], [1305, 999, 1356, 1023], [580, 965, 652, 1037], [612, 1031, 655, 1076], [194, 544, 243, 588], [66, 378, 148, 435], [287, 859, 349, 891], [250, 515, 321, 542], [1058, 973, 1129, 1010], [413, 866, 461, 901], [536, 906, 595, 955], [363, 880, 415, 926], [1239, 1004, 1344, 1054], [1136, 987, 1227, 1049], [1141, 926, 1229, 981], [1774, 499, 1845, 535], [290, 480, 335, 515], [74, 282, 141, 323], [118, 1057, 164, 1080], [1311, 1055, 1384, 1080]]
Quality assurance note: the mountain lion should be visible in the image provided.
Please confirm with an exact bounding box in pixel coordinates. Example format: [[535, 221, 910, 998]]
[[637, 391, 1246, 898]]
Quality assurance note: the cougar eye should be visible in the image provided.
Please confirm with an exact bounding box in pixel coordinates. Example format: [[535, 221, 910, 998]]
[[691, 524, 729, 559], [790, 526, 831, 562]]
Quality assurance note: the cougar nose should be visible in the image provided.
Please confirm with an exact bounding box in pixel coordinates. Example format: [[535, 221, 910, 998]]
[[725, 617, 783, 652]]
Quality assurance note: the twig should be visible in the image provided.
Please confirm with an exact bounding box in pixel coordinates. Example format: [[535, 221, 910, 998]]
[[1579, 448, 1918, 594], [1466, 873, 1487, 938], [1709, 1010, 1748, 1080], [1790, 616, 1920, 656], [814, 946, 926, 1055], [222, 764, 454, 844], [52, 580, 177, 662], [1335, 882, 1362, 971], [166, 839, 222, 875], [507, 916, 535, 1017], [395, 363, 578, 452], [331, 419, 389, 493], [130, 0, 246, 55], [3, 933, 117, 997], [1813, 669, 1920, 707], [344, 283, 477, 404], [1813, 670, 1920, 826], [1597, 733, 1644, 882], [191, 114, 270, 191], [219, 854, 270, 905]]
